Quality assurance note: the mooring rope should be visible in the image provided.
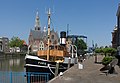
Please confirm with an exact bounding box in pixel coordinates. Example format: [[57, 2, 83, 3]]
[[48, 64, 55, 75]]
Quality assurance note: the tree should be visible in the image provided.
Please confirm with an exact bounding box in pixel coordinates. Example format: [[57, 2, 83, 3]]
[[95, 47, 116, 56], [94, 47, 117, 67], [75, 39, 87, 55], [75, 39, 87, 50], [95, 48, 103, 53], [102, 47, 116, 56], [102, 56, 115, 65], [9, 36, 24, 48]]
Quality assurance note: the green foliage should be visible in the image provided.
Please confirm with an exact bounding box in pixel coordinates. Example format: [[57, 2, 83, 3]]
[[9, 36, 24, 48], [95, 47, 116, 56], [95, 48, 103, 53], [95, 47, 117, 66], [102, 56, 115, 65], [103, 47, 116, 56], [75, 39, 87, 50]]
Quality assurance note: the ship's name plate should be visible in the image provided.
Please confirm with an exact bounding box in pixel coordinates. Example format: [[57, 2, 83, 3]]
[[38, 61, 46, 65]]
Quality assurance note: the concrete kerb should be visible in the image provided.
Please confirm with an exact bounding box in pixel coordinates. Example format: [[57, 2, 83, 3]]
[[48, 64, 77, 83]]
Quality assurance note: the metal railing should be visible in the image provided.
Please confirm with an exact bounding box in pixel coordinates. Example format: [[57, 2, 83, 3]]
[[0, 71, 50, 83]]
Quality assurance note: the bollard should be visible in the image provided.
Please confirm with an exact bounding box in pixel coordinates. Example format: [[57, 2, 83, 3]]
[[94, 54, 97, 63], [55, 62, 59, 77], [79, 55, 83, 63], [78, 62, 83, 69], [68, 57, 71, 69], [74, 56, 77, 64]]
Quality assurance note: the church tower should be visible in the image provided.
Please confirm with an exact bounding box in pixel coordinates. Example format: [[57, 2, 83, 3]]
[[35, 11, 40, 30]]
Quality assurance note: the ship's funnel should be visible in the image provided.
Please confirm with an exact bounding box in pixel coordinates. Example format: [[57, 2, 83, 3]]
[[60, 31, 66, 46]]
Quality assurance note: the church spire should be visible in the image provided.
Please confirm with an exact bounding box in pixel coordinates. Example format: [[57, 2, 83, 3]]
[[35, 10, 40, 30]]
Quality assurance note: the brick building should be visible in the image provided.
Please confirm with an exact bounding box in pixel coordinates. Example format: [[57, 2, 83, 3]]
[[28, 11, 59, 52], [112, 25, 118, 48], [112, 4, 120, 48]]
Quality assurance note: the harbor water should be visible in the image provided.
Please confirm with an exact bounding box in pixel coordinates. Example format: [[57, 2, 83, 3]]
[[0, 54, 50, 83], [0, 54, 25, 72]]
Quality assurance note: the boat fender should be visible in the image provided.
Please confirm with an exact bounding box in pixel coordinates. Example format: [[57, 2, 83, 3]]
[[59, 72, 63, 76]]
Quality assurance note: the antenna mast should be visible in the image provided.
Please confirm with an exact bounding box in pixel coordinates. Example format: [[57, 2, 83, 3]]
[[67, 24, 69, 37]]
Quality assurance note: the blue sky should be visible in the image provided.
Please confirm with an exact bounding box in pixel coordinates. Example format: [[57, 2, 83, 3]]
[[0, 0, 120, 47]]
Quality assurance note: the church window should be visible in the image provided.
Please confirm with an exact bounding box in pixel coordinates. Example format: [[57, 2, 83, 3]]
[[39, 41, 44, 50], [41, 41, 42, 44]]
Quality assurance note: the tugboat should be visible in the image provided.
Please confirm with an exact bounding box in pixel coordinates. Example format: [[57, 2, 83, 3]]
[[24, 9, 78, 81]]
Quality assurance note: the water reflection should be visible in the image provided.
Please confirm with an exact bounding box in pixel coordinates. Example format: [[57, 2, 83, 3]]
[[9, 59, 20, 66], [0, 55, 25, 72]]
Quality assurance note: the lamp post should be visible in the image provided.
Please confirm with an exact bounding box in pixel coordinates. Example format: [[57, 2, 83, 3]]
[[27, 45, 31, 54], [73, 45, 77, 58], [69, 44, 77, 58], [73, 45, 77, 64]]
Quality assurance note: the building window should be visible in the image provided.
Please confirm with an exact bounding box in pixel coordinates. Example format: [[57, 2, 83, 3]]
[[0, 41, 3, 51], [40, 41, 43, 44], [33, 45, 38, 52], [0, 45, 2, 51], [51, 35, 54, 40], [5, 39, 8, 42], [32, 41, 39, 52], [39, 41, 44, 50]]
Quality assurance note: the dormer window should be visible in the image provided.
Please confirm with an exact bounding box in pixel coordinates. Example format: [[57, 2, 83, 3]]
[[51, 35, 54, 40]]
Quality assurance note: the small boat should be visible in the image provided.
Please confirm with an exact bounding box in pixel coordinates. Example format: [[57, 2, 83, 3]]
[[24, 8, 78, 81]]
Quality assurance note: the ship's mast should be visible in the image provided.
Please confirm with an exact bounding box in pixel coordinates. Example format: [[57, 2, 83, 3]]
[[47, 8, 51, 60]]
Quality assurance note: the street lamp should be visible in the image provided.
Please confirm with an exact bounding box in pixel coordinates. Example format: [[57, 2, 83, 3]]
[[69, 44, 77, 58], [73, 45, 77, 58], [27, 45, 31, 54]]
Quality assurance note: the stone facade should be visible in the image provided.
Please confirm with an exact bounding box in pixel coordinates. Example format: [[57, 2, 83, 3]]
[[0, 37, 9, 52], [112, 4, 120, 48], [28, 11, 59, 52], [112, 25, 118, 48]]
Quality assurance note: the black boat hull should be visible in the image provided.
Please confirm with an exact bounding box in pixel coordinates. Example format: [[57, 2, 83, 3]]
[[24, 55, 74, 80]]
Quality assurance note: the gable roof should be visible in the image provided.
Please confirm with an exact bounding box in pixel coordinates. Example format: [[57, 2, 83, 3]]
[[30, 29, 59, 40], [30, 30, 47, 39]]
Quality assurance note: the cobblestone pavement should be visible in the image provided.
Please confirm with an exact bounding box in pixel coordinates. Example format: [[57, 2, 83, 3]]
[[48, 55, 120, 83]]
